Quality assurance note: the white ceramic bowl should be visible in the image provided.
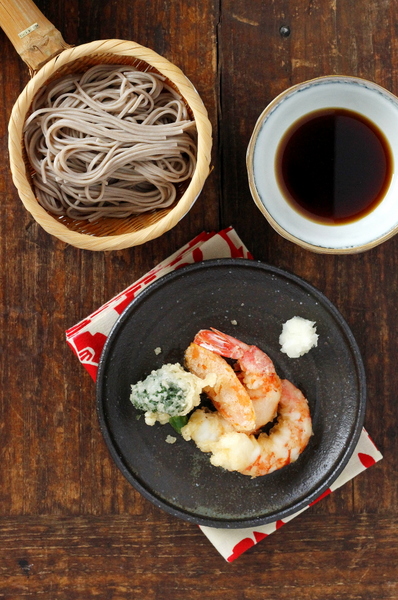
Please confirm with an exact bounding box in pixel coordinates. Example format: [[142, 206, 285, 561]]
[[247, 76, 398, 253]]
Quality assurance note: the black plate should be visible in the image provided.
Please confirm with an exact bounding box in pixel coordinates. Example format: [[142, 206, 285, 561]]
[[96, 259, 366, 528]]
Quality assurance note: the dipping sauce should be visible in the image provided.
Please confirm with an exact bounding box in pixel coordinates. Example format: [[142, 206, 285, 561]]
[[275, 108, 393, 224]]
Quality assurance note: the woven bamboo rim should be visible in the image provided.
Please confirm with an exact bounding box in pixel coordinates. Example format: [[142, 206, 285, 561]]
[[8, 39, 212, 250]]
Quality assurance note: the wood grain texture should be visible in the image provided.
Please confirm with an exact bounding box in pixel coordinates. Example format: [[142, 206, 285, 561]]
[[0, 514, 397, 599], [0, 0, 397, 597]]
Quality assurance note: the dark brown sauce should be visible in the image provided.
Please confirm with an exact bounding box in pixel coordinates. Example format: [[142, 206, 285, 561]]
[[275, 108, 393, 224]]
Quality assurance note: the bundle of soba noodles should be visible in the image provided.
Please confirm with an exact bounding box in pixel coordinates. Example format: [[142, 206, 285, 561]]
[[23, 64, 197, 221]]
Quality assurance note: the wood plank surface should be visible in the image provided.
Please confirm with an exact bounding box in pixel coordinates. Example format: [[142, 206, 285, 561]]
[[1, 514, 397, 599], [0, 0, 397, 597]]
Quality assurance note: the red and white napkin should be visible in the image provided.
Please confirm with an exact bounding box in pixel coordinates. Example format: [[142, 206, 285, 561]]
[[66, 227, 382, 562]]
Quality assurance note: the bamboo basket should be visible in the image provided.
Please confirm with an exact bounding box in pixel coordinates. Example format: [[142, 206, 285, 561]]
[[1, 0, 212, 250]]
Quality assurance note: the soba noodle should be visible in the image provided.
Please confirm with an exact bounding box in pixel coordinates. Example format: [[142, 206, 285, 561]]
[[24, 64, 197, 221]]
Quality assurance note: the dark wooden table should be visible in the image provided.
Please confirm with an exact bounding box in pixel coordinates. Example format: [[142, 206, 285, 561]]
[[1, 0, 397, 598]]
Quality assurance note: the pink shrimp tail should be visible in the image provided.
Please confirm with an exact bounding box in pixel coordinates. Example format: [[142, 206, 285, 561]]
[[193, 328, 248, 359], [194, 328, 277, 376]]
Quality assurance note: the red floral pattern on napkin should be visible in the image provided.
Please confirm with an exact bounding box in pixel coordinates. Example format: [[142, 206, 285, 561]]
[[66, 228, 252, 381], [66, 227, 382, 562]]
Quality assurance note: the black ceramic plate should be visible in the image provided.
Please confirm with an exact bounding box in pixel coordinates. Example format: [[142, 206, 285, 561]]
[[96, 259, 366, 528]]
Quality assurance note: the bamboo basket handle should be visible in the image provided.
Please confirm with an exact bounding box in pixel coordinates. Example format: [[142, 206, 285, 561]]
[[0, 0, 70, 74]]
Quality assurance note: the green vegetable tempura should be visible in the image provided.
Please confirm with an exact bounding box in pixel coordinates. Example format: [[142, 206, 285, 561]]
[[130, 363, 216, 427]]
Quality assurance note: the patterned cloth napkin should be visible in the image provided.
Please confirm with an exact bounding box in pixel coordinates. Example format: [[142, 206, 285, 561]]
[[66, 227, 382, 562]]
